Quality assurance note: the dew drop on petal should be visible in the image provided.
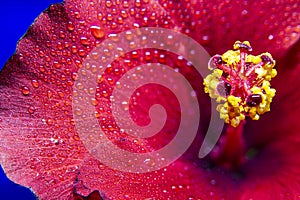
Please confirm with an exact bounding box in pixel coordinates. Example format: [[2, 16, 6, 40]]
[[241, 9, 248, 15], [71, 45, 78, 54], [145, 51, 151, 61], [28, 106, 36, 114], [39, 65, 45, 72], [57, 91, 64, 98], [268, 34, 274, 40], [74, 108, 82, 116], [78, 49, 86, 57], [53, 61, 61, 69], [135, 0, 141, 7], [120, 10, 128, 18], [21, 86, 30, 96], [67, 21, 75, 32], [201, 35, 210, 45], [71, 72, 78, 81], [31, 79, 39, 88], [90, 25, 105, 39], [47, 90, 53, 99], [30, 165, 36, 170], [105, 0, 112, 8], [123, 0, 129, 8], [80, 37, 90, 46], [46, 118, 53, 125], [143, 158, 155, 167], [91, 98, 98, 106]]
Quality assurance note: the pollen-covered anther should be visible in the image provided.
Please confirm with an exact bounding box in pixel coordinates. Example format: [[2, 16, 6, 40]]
[[204, 41, 277, 127]]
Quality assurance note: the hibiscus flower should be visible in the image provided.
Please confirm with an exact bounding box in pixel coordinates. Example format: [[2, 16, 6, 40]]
[[0, 0, 299, 200]]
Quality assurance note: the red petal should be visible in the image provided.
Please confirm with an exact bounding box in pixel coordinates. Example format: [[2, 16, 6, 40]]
[[240, 41, 300, 199], [157, 0, 299, 58]]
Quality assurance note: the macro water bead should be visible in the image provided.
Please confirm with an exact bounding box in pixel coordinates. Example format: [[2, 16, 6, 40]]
[[203, 41, 277, 127]]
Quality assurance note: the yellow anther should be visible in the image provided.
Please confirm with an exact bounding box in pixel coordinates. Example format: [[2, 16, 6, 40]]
[[203, 69, 223, 98], [222, 50, 240, 66], [203, 41, 277, 127], [246, 55, 261, 64]]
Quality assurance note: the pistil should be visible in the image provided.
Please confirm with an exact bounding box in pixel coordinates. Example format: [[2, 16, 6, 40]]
[[212, 122, 246, 170]]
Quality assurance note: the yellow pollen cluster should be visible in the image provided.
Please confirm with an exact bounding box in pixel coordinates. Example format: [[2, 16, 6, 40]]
[[203, 41, 277, 127]]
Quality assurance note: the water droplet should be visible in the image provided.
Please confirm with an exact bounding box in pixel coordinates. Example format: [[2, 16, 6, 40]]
[[120, 10, 128, 18], [117, 17, 123, 24], [21, 86, 30, 96], [135, 0, 141, 7], [90, 25, 105, 39], [30, 165, 36, 169], [28, 106, 36, 114], [74, 108, 83, 116], [47, 90, 53, 99], [123, 0, 129, 8], [59, 31, 65, 39], [105, 0, 112, 7], [268, 34, 274, 40], [78, 49, 86, 57], [50, 137, 59, 145], [39, 66, 45, 72], [74, 11, 80, 19], [57, 91, 64, 98], [67, 21, 75, 32], [143, 158, 155, 167], [71, 72, 78, 81], [159, 54, 166, 63], [201, 35, 210, 45], [97, 12, 103, 20], [31, 80, 39, 88], [123, 31, 133, 41], [133, 22, 140, 28], [70, 119, 75, 126], [73, 134, 80, 141], [108, 33, 119, 42], [91, 98, 98, 106], [46, 118, 53, 125], [107, 13, 113, 21], [80, 37, 90, 46], [71, 46, 78, 54], [241, 9, 248, 15], [53, 61, 61, 69], [145, 51, 151, 61], [94, 111, 101, 118]]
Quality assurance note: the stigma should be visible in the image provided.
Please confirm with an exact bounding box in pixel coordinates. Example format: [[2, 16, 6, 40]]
[[203, 41, 277, 127]]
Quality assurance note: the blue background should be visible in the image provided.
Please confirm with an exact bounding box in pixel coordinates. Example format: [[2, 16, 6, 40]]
[[0, 0, 63, 199]]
